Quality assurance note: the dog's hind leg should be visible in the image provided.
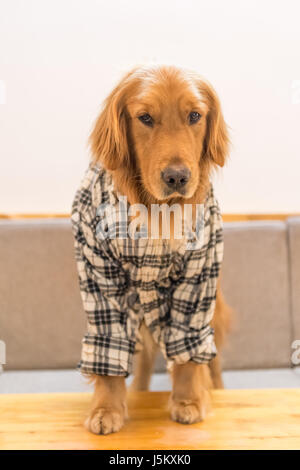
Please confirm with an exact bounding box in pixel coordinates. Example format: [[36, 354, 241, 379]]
[[130, 323, 158, 391], [209, 287, 232, 389], [209, 355, 224, 389]]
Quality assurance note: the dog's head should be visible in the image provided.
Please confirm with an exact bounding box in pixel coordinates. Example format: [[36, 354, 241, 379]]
[[90, 65, 229, 202]]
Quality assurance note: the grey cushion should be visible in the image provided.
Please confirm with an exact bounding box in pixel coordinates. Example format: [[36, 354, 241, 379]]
[[287, 217, 300, 344], [0, 219, 85, 370], [221, 221, 291, 369]]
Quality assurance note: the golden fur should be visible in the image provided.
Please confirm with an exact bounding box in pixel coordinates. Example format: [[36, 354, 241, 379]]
[[85, 65, 232, 434]]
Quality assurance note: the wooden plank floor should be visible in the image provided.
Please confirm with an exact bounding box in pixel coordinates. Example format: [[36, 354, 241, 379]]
[[0, 389, 300, 450]]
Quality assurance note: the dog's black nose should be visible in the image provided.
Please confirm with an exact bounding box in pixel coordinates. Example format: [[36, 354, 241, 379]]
[[161, 165, 191, 190]]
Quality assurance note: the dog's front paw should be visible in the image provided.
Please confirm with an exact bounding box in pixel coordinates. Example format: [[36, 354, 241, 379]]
[[169, 395, 209, 424], [85, 407, 125, 435]]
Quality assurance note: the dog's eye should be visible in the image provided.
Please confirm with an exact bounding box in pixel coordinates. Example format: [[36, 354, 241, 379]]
[[138, 113, 153, 127], [189, 111, 201, 124]]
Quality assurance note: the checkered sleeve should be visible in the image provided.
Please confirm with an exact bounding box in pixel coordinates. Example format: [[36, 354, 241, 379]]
[[163, 200, 223, 365], [71, 188, 135, 377]]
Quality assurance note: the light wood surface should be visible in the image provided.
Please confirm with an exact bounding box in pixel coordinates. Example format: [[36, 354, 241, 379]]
[[0, 389, 300, 450]]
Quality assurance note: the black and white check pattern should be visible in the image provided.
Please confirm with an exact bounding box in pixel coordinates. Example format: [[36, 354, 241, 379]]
[[71, 165, 224, 377]]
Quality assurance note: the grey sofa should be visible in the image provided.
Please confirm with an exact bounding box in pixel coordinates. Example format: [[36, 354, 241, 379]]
[[0, 217, 299, 372]]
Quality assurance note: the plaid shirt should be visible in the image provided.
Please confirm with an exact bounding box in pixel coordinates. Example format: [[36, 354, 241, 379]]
[[71, 165, 224, 377]]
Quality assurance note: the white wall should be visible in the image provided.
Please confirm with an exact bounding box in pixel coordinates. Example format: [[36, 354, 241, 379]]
[[0, 0, 299, 214]]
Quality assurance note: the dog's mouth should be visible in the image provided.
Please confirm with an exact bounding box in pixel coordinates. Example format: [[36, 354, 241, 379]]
[[163, 186, 187, 198], [147, 181, 197, 202]]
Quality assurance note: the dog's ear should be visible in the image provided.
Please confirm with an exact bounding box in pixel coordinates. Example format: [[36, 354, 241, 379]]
[[89, 73, 136, 170], [198, 80, 229, 167]]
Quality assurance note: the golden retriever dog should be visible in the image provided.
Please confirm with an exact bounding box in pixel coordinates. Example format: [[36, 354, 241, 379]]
[[75, 65, 231, 434]]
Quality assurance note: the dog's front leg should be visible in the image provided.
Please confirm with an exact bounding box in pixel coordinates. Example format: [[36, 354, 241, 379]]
[[85, 375, 127, 435], [169, 362, 212, 424]]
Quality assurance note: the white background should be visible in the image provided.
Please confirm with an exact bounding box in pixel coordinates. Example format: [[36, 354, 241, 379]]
[[0, 0, 299, 214]]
